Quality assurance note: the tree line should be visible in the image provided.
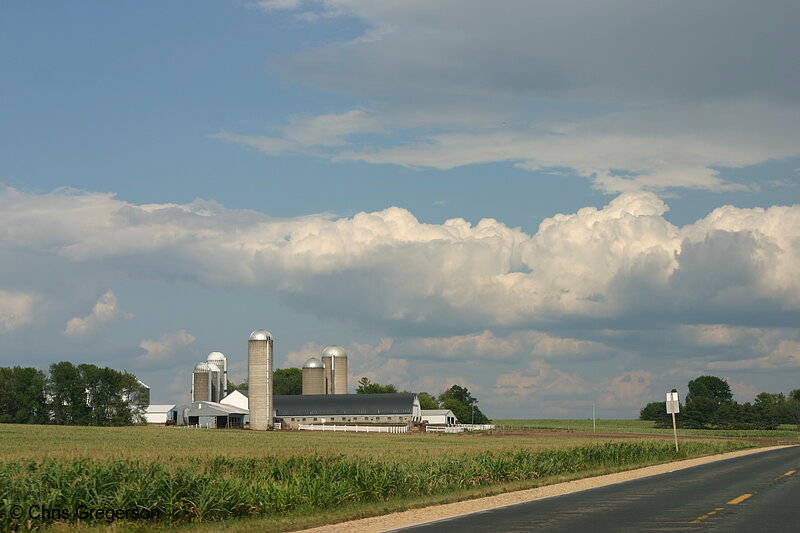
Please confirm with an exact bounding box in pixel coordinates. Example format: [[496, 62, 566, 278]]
[[640, 375, 800, 430], [0, 362, 149, 426]]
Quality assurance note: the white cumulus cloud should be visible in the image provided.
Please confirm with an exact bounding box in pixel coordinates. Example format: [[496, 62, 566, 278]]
[[0, 289, 37, 333], [63, 290, 133, 336], [2, 186, 797, 336], [138, 330, 196, 363]]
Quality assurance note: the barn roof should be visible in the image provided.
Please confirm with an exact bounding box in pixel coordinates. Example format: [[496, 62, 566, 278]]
[[145, 404, 176, 413], [182, 401, 249, 417], [274, 393, 417, 417]]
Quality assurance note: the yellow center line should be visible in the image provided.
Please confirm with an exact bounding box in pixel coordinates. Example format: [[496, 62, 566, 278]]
[[689, 507, 726, 523], [727, 493, 752, 505], [775, 469, 796, 480]]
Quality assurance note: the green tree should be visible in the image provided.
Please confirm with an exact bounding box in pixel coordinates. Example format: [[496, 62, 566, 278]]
[[355, 377, 398, 394], [48, 361, 90, 425], [417, 392, 440, 410], [753, 392, 782, 430], [0, 366, 48, 424], [438, 385, 489, 424], [273, 368, 302, 395], [639, 401, 665, 421], [685, 375, 732, 405], [713, 399, 742, 429], [683, 396, 718, 429], [784, 389, 800, 428]]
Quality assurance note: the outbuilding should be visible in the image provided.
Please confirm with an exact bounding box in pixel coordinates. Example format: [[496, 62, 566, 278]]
[[175, 401, 249, 428], [144, 404, 177, 424], [421, 409, 459, 426]]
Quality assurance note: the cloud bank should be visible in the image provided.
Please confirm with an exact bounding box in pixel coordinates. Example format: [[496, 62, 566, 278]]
[[2, 186, 797, 414], [2, 186, 797, 337]]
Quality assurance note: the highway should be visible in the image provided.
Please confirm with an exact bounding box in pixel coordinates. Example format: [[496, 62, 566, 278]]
[[397, 446, 799, 532]]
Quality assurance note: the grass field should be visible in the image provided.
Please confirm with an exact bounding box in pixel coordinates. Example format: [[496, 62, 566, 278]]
[[0, 423, 663, 461], [493, 418, 800, 438], [0, 423, 774, 532]]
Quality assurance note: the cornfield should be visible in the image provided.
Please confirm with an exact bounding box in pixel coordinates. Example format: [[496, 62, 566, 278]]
[[0, 439, 750, 531]]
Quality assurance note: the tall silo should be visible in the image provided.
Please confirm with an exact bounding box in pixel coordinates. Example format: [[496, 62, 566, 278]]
[[302, 357, 325, 395], [321, 345, 348, 394], [192, 362, 212, 402], [207, 351, 228, 397], [248, 330, 273, 430], [208, 363, 221, 403]]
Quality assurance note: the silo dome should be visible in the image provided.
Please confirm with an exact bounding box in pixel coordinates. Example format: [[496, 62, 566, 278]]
[[207, 363, 220, 373], [303, 357, 324, 369], [207, 351, 226, 365], [321, 345, 347, 358], [249, 330, 273, 341], [194, 362, 211, 372]]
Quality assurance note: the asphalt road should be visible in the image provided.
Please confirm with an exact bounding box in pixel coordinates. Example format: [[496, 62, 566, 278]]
[[396, 447, 800, 532]]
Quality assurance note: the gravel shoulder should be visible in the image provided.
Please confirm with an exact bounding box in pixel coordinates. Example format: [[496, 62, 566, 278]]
[[297, 445, 794, 533]]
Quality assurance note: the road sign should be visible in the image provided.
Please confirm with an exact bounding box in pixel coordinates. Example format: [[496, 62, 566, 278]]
[[666, 391, 680, 414], [666, 391, 679, 451]]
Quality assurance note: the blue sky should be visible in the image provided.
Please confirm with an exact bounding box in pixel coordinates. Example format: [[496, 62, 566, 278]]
[[1, 1, 798, 418]]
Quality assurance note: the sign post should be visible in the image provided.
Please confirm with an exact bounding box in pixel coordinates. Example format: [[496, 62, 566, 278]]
[[666, 391, 680, 451]]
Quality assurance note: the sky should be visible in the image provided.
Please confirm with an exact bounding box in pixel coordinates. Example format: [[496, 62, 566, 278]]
[[1, 1, 798, 418]]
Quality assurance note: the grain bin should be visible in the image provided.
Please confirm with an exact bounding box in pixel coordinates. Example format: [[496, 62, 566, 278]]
[[302, 357, 325, 395], [321, 345, 348, 394], [248, 330, 273, 430]]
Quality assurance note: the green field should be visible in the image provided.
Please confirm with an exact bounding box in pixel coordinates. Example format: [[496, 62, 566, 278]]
[[494, 418, 800, 439], [0, 423, 775, 532]]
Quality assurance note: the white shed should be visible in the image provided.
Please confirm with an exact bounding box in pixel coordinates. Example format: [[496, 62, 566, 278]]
[[421, 409, 458, 426], [144, 404, 176, 424]]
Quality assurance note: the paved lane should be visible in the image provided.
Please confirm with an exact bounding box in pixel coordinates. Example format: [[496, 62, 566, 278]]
[[396, 447, 800, 532]]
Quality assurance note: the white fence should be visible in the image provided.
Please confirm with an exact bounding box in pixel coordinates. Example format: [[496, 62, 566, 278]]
[[426, 424, 496, 433], [298, 424, 408, 434]]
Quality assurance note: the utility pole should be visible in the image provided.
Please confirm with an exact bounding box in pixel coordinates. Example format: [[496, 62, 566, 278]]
[[593, 403, 596, 432]]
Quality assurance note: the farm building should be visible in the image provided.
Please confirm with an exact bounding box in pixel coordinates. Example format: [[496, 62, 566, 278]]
[[220, 389, 249, 410], [421, 409, 459, 426], [219, 391, 421, 429], [274, 393, 420, 428], [144, 404, 177, 424], [175, 401, 249, 428]]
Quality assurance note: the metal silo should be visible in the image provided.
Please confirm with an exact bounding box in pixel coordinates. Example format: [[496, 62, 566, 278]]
[[321, 345, 348, 394], [207, 351, 228, 397], [302, 357, 325, 395], [192, 362, 212, 402], [248, 330, 273, 430]]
